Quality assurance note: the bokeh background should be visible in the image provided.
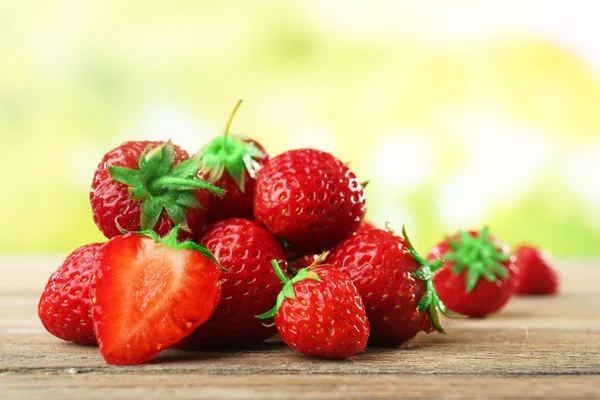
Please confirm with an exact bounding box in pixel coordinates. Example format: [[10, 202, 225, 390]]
[[1, 0, 599, 256]]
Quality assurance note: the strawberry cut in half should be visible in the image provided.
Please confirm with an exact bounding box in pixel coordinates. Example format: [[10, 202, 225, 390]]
[[90, 227, 222, 365]]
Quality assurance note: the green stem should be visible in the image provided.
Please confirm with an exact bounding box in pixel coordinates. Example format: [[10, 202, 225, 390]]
[[150, 176, 225, 196], [224, 99, 242, 137], [271, 259, 290, 285]]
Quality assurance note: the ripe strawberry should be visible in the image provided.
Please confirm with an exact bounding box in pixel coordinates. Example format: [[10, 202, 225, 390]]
[[90, 227, 222, 365], [515, 245, 559, 295], [90, 140, 224, 240], [198, 100, 269, 222], [428, 228, 518, 317], [257, 259, 369, 359], [328, 226, 455, 346], [175, 218, 286, 349], [254, 148, 366, 254], [38, 243, 104, 345]]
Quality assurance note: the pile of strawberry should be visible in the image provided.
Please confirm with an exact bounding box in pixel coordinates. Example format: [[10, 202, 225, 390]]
[[38, 101, 559, 365]]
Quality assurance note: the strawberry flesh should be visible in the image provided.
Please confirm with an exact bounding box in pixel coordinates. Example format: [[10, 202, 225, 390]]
[[90, 232, 221, 365]]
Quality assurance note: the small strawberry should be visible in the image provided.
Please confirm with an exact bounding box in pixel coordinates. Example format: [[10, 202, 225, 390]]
[[257, 258, 369, 359], [254, 148, 366, 254], [90, 140, 224, 240], [198, 100, 269, 222], [90, 227, 222, 365], [428, 227, 518, 317], [328, 226, 455, 346], [175, 218, 286, 349], [515, 245, 559, 295], [38, 242, 104, 345]]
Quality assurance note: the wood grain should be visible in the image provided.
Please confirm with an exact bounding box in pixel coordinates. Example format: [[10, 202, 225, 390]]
[[1, 257, 599, 399]]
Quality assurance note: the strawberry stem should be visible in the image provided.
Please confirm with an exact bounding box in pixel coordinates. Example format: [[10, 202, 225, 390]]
[[150, 176, 225, 196], [224, 99, 242, 138], [271, 259, 290, 285], [256, 260, 321, 320]]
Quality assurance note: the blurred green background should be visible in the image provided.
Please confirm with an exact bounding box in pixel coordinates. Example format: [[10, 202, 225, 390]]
[[1, 0, 599, 255]]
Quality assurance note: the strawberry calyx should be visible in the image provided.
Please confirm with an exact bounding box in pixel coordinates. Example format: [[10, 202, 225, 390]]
[[198, 100, 265, 192], [256, 259, 323, 321], [135, 226, 224, 271], [442, 227, 509, 293], [109, 141, 225, 231], [401, 226, 461, 334]]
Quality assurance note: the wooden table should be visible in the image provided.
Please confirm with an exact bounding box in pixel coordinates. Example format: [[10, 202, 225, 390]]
[[1, 257, 599, 399]]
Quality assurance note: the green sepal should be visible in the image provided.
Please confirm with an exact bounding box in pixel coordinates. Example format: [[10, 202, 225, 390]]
[[256, 260, 321, 321], [108, 141, 225, 232], [108, 167, 144, 188], [137, 226, 224, 271], [199, 136, 264, 192], [140, 197, 164, 231], [197, 100, 265, 192], [401, 225, 463, 334], [442, 226, 510, 293]]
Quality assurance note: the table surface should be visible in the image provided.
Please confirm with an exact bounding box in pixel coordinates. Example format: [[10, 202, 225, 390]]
[[1, 256, 599, 399]]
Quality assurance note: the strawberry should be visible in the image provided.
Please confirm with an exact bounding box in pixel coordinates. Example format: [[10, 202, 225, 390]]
[[328, 226, 455, 346], [254, 148, 366, 254], [428, 227, 518, 317], [90, 227, 222, 365], [198, 100, 269, 222], [257, 258, 369, 359], [515, 245, 559, 295], [175, 218, 286, 349], [90, 140, 224, 240], [38, 242, 104, 345]]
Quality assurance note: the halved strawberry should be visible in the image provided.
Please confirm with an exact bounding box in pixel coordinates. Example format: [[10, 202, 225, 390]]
[[90, 227, 222, 365]]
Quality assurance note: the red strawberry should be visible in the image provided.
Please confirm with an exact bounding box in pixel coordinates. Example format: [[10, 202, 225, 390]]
[[428, 228, 518, 318], [38, 243, 104, 345], [515, 245, 558, 295], [90, 227, 222, 365], [175, 218, 286, 349], [254, 148, 366, 254], [328, 226, 454, 346], [257, 259, 369, 359], [198, 100, 269, 222], [90, 140, 224, 240]]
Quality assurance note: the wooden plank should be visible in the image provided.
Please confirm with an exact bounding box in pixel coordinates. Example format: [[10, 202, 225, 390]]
[[2, 375, 600, 400], [1, 258, 599, 399]]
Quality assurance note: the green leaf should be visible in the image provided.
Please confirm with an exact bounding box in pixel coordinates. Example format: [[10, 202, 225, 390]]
[[164, 203, 188, 227], [225, 156, 246, 192], [171, 157, 202, 179], [179, 241, 222, 268], [417, 290, 433, 312], [466, 268, 479, 292], [173, 192, 202, 209], [140, 197, 163, 230], [155, 142, 176, 177], [109, 166, 144, 187]]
